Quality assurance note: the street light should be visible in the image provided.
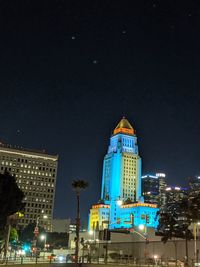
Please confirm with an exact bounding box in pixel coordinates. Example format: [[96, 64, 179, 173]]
[[194, 222, 200, 263], [40, 234, 47, 249], [89, 229, 96, 242], [117, 199, 123, 206], [139, 224, 145, 231]]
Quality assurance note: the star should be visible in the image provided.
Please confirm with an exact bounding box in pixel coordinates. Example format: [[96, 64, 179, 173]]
[[71, 36, 76, 40], [92, 60, 98, 64], [122, 30, 127, 34]]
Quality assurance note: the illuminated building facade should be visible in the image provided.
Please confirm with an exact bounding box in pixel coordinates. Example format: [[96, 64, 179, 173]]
[[0, 144, 58, 231], [156, 173, 167, 210], [89, 204, 110, 230], [89, 118, 159, 231], [189, 176, 200, 193], [165, 185, 187, 206], [101, 117, 141, 202], [142, 174, 159, 204], [141, 173, 167, 209]]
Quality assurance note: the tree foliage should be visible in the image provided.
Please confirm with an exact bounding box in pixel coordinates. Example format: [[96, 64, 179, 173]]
[[19, 223, 45, 243], [71, 180, 89, 193], [156, 193, 200, 243], [10, 228, 18, 242], [0, 172, 25, 230], [47, 232, 69, 248]]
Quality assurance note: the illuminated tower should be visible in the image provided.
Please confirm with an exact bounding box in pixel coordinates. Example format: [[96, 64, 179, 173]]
[[101, 117, 142, 203], [89, 118, 158, 231]]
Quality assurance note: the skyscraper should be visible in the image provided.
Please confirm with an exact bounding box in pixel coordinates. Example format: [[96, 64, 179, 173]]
[[89, 118, 158, 231], [141, 173, 167, 208], [156, 173, 167, 210], [0, 144, 58, 231], [101, 117, 141, 203], [142, 174, 159, 204]]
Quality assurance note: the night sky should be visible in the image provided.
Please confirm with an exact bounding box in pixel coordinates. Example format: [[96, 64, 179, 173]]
[[0, 1, 200, 223]]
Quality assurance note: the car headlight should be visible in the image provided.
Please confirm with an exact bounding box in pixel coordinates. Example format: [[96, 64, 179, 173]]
[[58, 256, 64, 262]]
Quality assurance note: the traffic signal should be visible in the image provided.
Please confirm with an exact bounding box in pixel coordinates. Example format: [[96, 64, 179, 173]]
[[146, 215, 150, 224], [22, 243, 31, 252]]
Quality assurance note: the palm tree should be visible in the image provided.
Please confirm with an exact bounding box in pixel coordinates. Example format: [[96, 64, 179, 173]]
[[72, 180, 88, 266]]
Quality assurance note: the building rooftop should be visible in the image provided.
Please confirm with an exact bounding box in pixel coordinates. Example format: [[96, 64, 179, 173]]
[[0, 143, 58, 160], [113, 117, 135, 135]]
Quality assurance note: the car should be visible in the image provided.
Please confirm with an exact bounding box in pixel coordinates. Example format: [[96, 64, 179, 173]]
[[163, 259, 184, 267], [66, 254, 76, 263], [55, 255, 66, 263]]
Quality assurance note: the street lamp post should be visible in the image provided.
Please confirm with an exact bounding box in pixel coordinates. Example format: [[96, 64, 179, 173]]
[[89, 230, 95, 241], [33, 215, 48, 249], [194, 222, 200, 263], [40, 235, 47, 249], [72, 180, 88, 267]]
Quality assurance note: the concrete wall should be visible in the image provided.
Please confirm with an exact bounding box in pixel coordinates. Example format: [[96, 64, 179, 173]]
[[7, 264, 120, 267]]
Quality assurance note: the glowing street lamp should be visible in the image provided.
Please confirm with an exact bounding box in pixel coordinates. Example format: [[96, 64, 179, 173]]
[[40, 234, 47, 249], [138, 224, 145, 231], [117, 199, 123, 206], [89, 230, 95, 241]]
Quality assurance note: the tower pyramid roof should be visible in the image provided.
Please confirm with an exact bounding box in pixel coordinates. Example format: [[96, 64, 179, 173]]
[[113, 117, 135, 135]]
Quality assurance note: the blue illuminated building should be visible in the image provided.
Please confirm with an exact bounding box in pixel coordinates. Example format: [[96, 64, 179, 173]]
[[89, 117, 159, 231]]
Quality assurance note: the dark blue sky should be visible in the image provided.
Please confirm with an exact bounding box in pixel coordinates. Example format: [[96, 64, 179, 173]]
[[0, 1, 200, 224]]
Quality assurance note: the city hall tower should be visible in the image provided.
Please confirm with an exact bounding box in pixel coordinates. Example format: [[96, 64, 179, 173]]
[[89, 118, 158, 231], [101, 117, 141, 203]]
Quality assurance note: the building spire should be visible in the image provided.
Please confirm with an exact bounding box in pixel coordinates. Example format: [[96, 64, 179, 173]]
[[113, 117, 135, 135]]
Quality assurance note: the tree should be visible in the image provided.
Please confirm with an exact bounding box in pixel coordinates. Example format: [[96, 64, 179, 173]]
[[10, 228, 18, 242], [0, 172, 25, 229], [72, 180, 88, 266], [46, 232, 69, 248], [19, 223, 46, 243], [156, 196, 198, 266], [0, 171, 25, 258]]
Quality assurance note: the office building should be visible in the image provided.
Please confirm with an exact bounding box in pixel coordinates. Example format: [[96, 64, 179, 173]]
[[0, 143, 58, 231], [89, 117, 158, 231], [156, 173, 167, 210], [188, 176, 200, 193], [141, 173, 167, 208], [52, 219, 70, 233], [142, 174, 159, 204], [165, 186, 187, 206]]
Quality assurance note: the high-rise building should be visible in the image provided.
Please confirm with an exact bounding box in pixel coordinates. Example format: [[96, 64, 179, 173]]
[[52, 219, 70, 233], [141, 173, 167, 209], [165, 186, 187, 206], [0, 144, 58, 231], [89, 118, 158, 231], [156, 173, 167, 209], [101, 117, 141, 203], [188, 176, 200, 193], [142, 174, 159, 204]]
